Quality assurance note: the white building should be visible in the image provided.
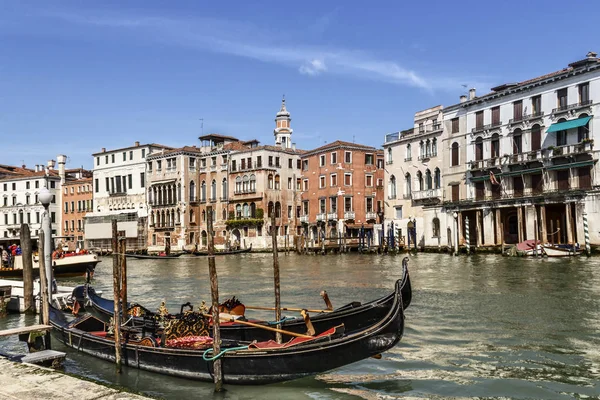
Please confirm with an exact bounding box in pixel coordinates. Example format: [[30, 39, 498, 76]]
[[443, 51, 600, 248], [85, 142, 171, 251], [0, 159, 65, 245], [383, 105, 450, 249]]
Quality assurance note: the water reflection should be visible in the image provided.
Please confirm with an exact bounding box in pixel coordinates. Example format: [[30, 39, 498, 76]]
[[1, 252, 600, 399]]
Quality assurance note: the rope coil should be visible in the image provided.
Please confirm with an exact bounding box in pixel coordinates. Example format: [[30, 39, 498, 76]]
[[202, 345, 249, 361]]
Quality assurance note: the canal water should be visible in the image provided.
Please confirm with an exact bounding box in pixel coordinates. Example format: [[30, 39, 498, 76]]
[[1, 253, 599, 399]]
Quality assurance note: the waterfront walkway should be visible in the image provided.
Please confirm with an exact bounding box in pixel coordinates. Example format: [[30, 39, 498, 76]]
[[0, 358, 156, 400]]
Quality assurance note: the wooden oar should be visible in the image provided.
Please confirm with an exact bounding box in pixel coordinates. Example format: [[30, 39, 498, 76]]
[[320, 290, 333, 310], [243, 305, 334, 314], [201, 313, 313, 339]]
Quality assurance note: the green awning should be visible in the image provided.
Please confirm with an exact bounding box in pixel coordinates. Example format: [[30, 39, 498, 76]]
[[470, 175, 489, 182], [499, 167, 543, 177], [547, 160, 595, 171], [546, 116, 591, 133]]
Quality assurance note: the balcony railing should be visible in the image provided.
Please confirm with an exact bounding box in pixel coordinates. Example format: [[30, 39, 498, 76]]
[[366, 211, 377, 220], [300, 215, 309, 223], [234, 188, 257, 195], [404, 157, 412, 162], [471, 121, 502, 133], [316, 213, 326, 221], [388, 194, 397, 200], [108, 191, 127, 197], [344, 211, 355, 220], [220, 164, 228, 171], [327, 212, 337, 220], [412, 188, 442, 201], [509, 111, 545, 124], [552, 100, 593, 114]]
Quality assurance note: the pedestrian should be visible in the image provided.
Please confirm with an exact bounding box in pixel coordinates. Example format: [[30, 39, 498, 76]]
[[1, 248, 8, 268]]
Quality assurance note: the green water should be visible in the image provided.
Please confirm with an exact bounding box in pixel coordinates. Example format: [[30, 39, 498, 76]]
[[1, 253, 599, 399]]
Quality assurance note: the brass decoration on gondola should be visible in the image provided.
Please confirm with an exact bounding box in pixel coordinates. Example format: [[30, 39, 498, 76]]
[[163, 311, 210, 340]]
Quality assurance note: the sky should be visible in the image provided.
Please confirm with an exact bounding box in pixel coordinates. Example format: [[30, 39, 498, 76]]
[[1, 1, 599, 170]]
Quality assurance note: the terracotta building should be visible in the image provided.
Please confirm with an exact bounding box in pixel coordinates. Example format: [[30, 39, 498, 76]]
[[61, 169, 93, 249], [300, 141, 385, 242]]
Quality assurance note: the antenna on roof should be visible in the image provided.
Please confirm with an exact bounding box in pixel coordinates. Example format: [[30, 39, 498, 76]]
[[353, 135, 355, 143], [199, 118, 204, 136]]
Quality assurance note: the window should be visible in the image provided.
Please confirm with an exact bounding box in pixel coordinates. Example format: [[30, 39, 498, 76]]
[[366, 175, 373, 187], [257, 156, 262, 167], [491, 134, 500, 157], [557, 88, 568, 109], [231, 160, 236, 171], [296, 159, 301, 169], [140, 172, 145, 188], [142, 149, 146, 158], [434, 168, 441, 189], [241, 158, 246, 170], [303, 179, 309, 191], [288, 159, 293, 168], [557, 130, 567, 147], [475, 111, 484, 130], [418, 122, 424, 133], [344, 197, 352, 212], [12, 182, 16, 190], [130, 150, 133, 160], [319, 155, 325, 167], [365, 154, 374, 165], [451, 117, 459, 133], [513, 132, 523, 154], [329, 197, 337, 213], [475, 137, 483, 161], [366, 197, 373, 213], [432, 139, 437, 156], [274, 175, 280, 190], [64, 202, 68, 213], [395, 206, 402, 219], [268, 156, 273, 167], [331, 152, 337, 164], [122, 152, 126, 161], [25, 195, 30, 204], [26, 181, 30, 189], [451, 142, 459, 166], [491, 106, 500, 126], [387, 148, 393, 163], [404, 173, 411, 197], [288, 177, 292, 189], [531, 125, 542, 151], [405, 144, 411, 161], [579, 82, 590, 104], [96, 157, 100, 166], [111, 154, 115, 163], [475, 182, 485, 201], [105, 155, 109, 164], [2, 198, 6, 206], [35, 181, 39, 189], [275, 157, 280, 168], [320, 198, 326, 213], [51, 212, 56, 223], [344, 173, 352, 186], [531, 95, 541, 115], [513, 100, 523, 121], [302, 160, 308, 170], [319, 176, 326, 188], [389, 175, 397, 198], [425, 169, 432, 190], [331, 173, 337, 186], [432, 218, 440, 237], [127, 174, 132, 189], [344, 151, 352, 163]]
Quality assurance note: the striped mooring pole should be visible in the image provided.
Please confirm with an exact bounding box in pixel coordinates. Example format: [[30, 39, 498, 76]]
[[583, 212, 591, 256], [465, 216, 470, 254]]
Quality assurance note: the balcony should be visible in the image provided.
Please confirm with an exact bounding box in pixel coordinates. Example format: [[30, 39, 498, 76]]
[[471, 121, 502, 134], [209, 165, 217, 172], [316, 213, 326, 221], [300, 215, 309, 223], [547, 141, 594, 157], [220, 196, 228, 202], [509, 111, 545, 125], [344, 211, 355, 220], [108, 191, 127, 197], [404, 157, 412, 162], [552, 100, 593, 115], [234, 188, 257, 195], [412, 188, 442, 202], [327, 212, 337, 220], [366, 211, 377, 220], [220, 164, 228, 171]]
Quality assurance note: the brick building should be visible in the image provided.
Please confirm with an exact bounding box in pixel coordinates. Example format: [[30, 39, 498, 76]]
[[61, 168, 93, 249]]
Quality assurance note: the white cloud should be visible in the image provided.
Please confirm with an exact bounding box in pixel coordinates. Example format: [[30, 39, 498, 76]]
[[299, 59, 327, 76]]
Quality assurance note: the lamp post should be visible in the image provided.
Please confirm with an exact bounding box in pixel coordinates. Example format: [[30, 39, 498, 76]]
[[453, 211, 459, 256], [39, 187, 53, 297]]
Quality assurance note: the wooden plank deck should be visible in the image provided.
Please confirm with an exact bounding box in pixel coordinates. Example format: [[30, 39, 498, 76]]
[[0, 324, 52, 337]]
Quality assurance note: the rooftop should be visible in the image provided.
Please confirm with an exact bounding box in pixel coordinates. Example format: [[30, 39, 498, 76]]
[[92, 143, 172, 156], [302, 140, 378, 156], [199, 133, 239, 142]]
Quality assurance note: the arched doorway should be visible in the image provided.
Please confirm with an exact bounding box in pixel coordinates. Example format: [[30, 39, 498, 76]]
[[201, 230, 207, 247], [231, 229, 241, 249]]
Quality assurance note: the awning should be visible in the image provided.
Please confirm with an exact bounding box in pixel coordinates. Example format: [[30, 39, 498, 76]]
[[499, 167, 543, 177], [345, 223, 374, 229], [546, 116, 591, 133], [547, 160, 595, 171]]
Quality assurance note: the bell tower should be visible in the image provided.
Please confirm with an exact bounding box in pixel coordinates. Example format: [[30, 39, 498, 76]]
[[274, 97, 293, 148]]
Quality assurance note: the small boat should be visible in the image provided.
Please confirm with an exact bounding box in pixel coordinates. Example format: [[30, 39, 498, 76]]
[[85, 258, 411, 342], [542, 244, 582, 257], [126, 253, 183, 260], [49, 275, 406, 384], [0, 253, 99, 279], [191, 244, 252, 256], [0, 285, 11, 315], [511, 240, 543, 256]]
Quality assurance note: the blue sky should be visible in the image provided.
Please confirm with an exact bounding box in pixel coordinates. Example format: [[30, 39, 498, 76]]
[[1, 1, 599, 169]]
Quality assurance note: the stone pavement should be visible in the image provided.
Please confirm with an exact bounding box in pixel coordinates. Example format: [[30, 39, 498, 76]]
[[0, 358, 157, 400]]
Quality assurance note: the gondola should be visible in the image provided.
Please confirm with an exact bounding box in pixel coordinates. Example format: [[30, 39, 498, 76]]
[[125, 253, 183, 260], [49, 274, 406, 384], [191, 244, 252, 256], [84, 258, 411, 342]]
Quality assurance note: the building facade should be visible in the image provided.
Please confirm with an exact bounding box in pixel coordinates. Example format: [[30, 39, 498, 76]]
[[86, 142, 171, 251], [300, 140, 384, 244], [61, 170, 93, 250], [383, 105, 450, 249], [443, 52, 600, 248]]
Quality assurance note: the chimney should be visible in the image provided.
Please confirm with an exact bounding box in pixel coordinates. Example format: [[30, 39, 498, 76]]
[[101, 147, 106, 153], [587, 51, 598, 59], [57, 154, 67, 184], [47, 160, 55, 170], [292, 143, 296, 151], [460, 95, 467, 103], [135, 141, 140, 147], [468, 88, 476, 100]]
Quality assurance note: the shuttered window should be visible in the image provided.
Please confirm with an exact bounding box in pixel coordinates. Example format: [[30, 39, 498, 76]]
[[531, 126, 541, 151], [557, 170, 570, 191], [451, 142, 459, 166], [491, 106, 500, 126], [475, 182, 485, 201], [475, 111, 484, 129], [531, 174, 543, 194], [513, 177, 524, 197], [579, 167, 591, 189], [451, 184, 460, 202], [513, 101, 523, 121], [451, 118, 459, 133]]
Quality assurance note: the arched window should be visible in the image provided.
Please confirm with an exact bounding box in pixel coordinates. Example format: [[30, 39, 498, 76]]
[[222, 178, 228, 199], [513, 128, 523, 153], [389, 175, 397, 199], [235, 204, 241, 218], [275, 202, 281, 218], [148, 188, 153, 205], [250, 202, 256, 218], [211, 180, 216, 201], [434, 168, 441, 189], [475, 136, 483, 161], [274, 175, 281, 190], [405, 144, 411, 160], [222, 208, 227, 220], [189, 209, 194, 223], [578, 113, 590, 142], [189, 181, 196, 202], [451, 142, 459, 166], [201, 181, 206, 201], [243, 203, 249, 218], [417, 171, 423, 191], [405, 173, 412, 197], [150, 211, 155, 226], [432, 218, 440, 237], [432, 138, 437, 156], [426, 139, 431, 157], [235, 176, 242, 193], [425, 169, 432, 190], [419, 141, 425, 158], [491, 133, 500, 157], [177, 183, 181, 202], [387, 147, 393, 163], [242, 175, 249, 192], [268, 201, 274, 217], [176, 209, 180, 224], [268, 174, 274, 189], [249, 174, 256, 192]]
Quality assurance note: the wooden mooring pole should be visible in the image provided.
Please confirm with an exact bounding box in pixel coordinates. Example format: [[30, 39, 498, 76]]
[[206, 206, 223, 391], [38, 230, 51, 349], [111, 220, 122, 373], [271, 213, 282, 344], [119, 238, 128, 312], [20, 224, 34, 313]]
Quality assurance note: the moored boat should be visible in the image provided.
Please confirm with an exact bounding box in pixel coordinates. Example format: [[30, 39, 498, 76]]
[[191, 244, 252, 256], [84, 258, 412, 342], [542, 244, 582, 257], [126, 253, 183, 260], [0, 253, 99, 279], [49, 274, 406, 384]]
